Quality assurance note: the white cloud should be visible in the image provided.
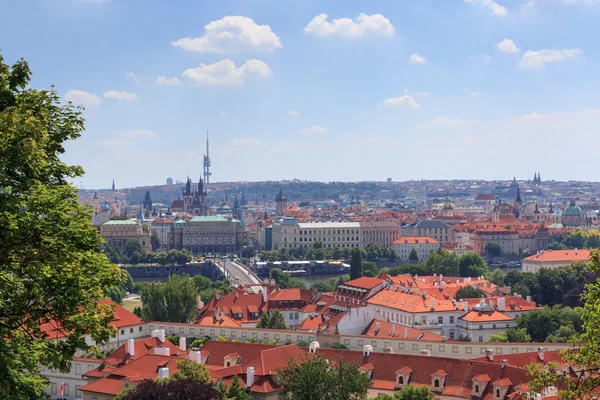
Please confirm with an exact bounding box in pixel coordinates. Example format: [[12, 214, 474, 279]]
[[418, 116, 476, 129], [229, 137, 263, 147], [382, 95, 421, 110], [409, 53, 426, 64], [288, 110, 300, 116], [300, 125, 327, 134], [496, 39, 520, 53], [182, 59, 271, 85], [103, 90, 138, 100], [219, 111, 229, 119], [111, 129, 157, 138], [304, 13, 394, 38], [64, 90, 101, 105], [464, 0, 508, 16], [519, 48, 583, 69], [156, 76, 182, 87], [125, 72, 142, 86], [97, 138, 136, 147], [171, 16, 282, 53]]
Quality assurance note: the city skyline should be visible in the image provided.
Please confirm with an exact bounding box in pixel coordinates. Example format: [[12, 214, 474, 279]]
[[3, 0, 600, 188]]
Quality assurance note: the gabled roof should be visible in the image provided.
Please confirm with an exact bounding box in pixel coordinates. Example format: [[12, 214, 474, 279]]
[[523, 250, 592, 263], [344, 277, 384, 290], [459, 311, 515, 323]]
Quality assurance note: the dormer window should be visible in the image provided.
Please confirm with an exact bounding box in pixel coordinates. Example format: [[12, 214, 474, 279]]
[[434, 379, 440, 388], [399, 376, 404, 385], [431, 370, 447, 392], [496, 389, 500, 398], [475, 384, 479, 394]]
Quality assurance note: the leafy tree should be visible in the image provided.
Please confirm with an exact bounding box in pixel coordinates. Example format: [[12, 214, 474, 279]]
[[506, 327, 531, 343], [225, 375, 250, 400], [141, 275, 199, 322], [424, 249, 459, 276], [459, 253, 488, 277], [216, 336, 229, 342], [151, 229, 161, 251], [365, 242, 383, 261], [277, 355, 371, 400], [0, 53, 122, 399], [454, 286, 484, 300], [456, 335, 472, 342], [270, 268, 307, 289], [268, 309, 288, 330], [485, 242, 502, 257], [241, 245, 256, 258], [485, 268, 505, 287], [586, 229, 600, 249], [488, 332, 509, 342], [105, 285, 127, 304], [118, 378, 222, 400], [190, 337, 211, 348], [350, 247, 363, 280], [408, 248, 419, 263], [114, 386, 137, 400], [330, 343, 349, 350], [256, 312, 271, 328], [512, 282, 530, 298], [170, 359, 211, 382], [124, 238, 143, 259], [167, 335, 179, 346], [394, 385, 435, 399]]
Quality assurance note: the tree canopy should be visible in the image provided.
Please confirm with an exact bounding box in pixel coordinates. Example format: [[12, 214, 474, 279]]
[[117, 378, 222, 400], [0, 53, 122, 398], [141, 274, 199, 322], [350, 247, 363, 280], [277, 355, 371, 400]]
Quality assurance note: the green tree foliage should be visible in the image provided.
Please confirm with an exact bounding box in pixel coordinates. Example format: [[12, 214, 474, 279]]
[[330, 343, 349, 350], [454, 286, 485, 300], [150, 229, 161, 251], [512, 305, 581, 342], [141, 275, 199, 322], [170, 359, 211, 382], [241, 245, 256, 258], [117, 378, 222, 400], [277, 355, 371, 400], [193, 275, 232, 303], [459, 253, 488, 277], [350, 247, 363, 280], [528, 250, 600, 399], [488, 332, 509, 342], [485, 268, 505, 287], [424, 249, 460, 276], [190, 337, 211, 348], [270, 268, 307, 289], [256, 312, 271, 329], [393, 385, 435, 400], [224, 375, 250, 400], [409, 248, 419, 263], [505, 327, 531, 342], [457, 335, 472, 342], [0, 53, 122, 399], [310, 274, 349, 293], [485, 242, 502, 257], [166, 335, 179, 346], [267, 309, 288, 330]]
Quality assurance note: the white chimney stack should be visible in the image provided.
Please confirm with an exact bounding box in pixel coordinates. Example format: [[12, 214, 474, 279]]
[[538, 347, 545, 361], [375, 322, 380, 332], [479, 298, 485, 308], [179, 336, 186, 352], [262, 288, 267, 303], [309, 341, 320, 353], [151, 329, 157, 338], [420, 349, 431, 357], [431, 298, 436, 310], [404, 327, 408, 338], [157, 329, 166, 343], [197, 295, 204, 310], [497, 298, 506, 312], [158, 367, 169, 379], [154, 346, 171, 356], [363, 345, 373, 357], [188, 348, 202, 364], [246, 366, 255, 388], [485, 349, 494, 361], [501, 359, 507, 369], [463, 301, 469, 312], [127, 338, 135, 357], [391, 324, 396, 336]]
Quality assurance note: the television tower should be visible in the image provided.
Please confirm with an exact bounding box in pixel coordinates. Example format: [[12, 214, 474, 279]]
[[203, 131, 211, 184]]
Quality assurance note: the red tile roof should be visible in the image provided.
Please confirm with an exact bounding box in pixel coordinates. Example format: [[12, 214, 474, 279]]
[[459, 311, 515, 323], [523, 250, 592, 263], [344, 277, 384, 290], [361, 320, 447, 342], [393, 236, 439, 244]]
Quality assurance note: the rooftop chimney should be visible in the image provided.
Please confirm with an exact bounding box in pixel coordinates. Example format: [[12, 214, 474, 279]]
[[431, 298, 436, 310], [383, 346, 394, 354], [262, 289, 267, 303], [375, 322, 380, 332], [501, 359, 507, 369], [404, 327, 408, 338], [463, 301, 469, 312], [420, 349, 431, 357], [154, 346, 171, 356], [538, 347, 545, 361], [189, 348, 202, 364], [179, 336, 186, 352], [309, 341, 320, 354], [158, 367, 169, 379], [127, 338, 135, 357], [363, 345, 373, 357], [497, 298, 506, 312], [157, 329, 165, 343], [391, 324, 396, 336], [246, 366, 255, 388], [485, 349, 494, 362]]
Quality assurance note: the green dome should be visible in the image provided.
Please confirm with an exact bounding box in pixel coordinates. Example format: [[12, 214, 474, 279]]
[[563, 202, 583, 217]]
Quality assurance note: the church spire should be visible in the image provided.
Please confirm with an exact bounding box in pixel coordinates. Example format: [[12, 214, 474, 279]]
[[185, 175, 191, 195], [112, 179, 115, 191], [198, 175, 204, 193], [515, 187, 522, 203]]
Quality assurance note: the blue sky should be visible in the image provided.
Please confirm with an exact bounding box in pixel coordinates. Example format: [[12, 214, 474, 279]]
[[2, 0, 600, 189]]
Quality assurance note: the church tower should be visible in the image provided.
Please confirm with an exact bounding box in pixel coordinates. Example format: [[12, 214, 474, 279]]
[[183, 176, 193, 208], [275, 188, 287, 216], [112, 179, 115, 191], [513, 187, 523, 218]]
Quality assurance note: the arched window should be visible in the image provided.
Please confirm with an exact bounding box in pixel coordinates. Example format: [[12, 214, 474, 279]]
[[475, 384, 479, 393], [434, 379, 440, 388], [496, 389, 500, 398], [226, 361, 231, 367], [398, 376, 404, 385]]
